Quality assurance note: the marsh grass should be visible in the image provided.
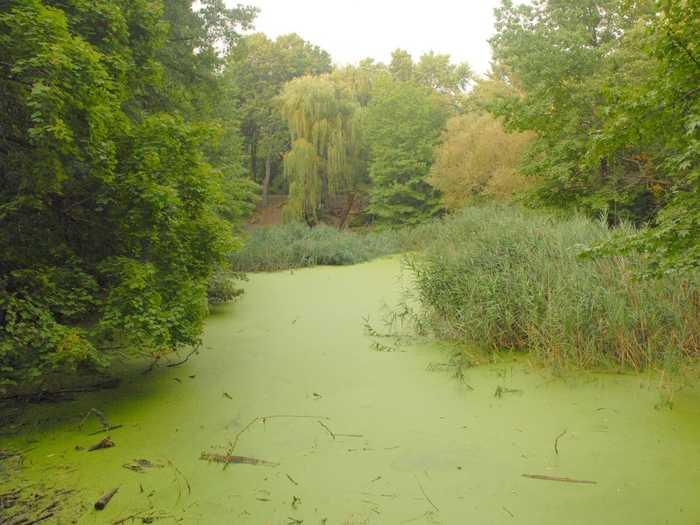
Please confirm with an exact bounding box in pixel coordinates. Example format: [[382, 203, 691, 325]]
[[405, 205, 700, 373], [229, 222, 434, 272]]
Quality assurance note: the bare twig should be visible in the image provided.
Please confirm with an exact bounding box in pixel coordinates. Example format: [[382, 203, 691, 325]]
[[286, 473, 299, 486], [22, 513, 55, 525], [169, 461, 192, 495], [414, 476, 439, 512], [554, 429, 568, 455], [318, 421, 335, 440]]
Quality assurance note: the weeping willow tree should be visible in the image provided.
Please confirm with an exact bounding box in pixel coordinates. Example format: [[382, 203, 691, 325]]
[[279, 75, 366, 224]]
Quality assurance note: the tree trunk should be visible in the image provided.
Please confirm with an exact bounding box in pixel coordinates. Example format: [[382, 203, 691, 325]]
[[250, 136, 257, 181], [262, 152, 272, 207], [600, 157, 608, 181], [339, 192, 356, 230]]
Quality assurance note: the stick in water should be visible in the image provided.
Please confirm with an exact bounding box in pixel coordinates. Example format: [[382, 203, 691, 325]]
[[522, 474, 596, 484], [94, 487, 119, 510], [554, 429, 567, 455]]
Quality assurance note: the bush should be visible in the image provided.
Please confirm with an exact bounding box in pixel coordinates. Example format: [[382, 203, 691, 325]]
[[406, 205, 700, 371], [207, 267, 245, 305]]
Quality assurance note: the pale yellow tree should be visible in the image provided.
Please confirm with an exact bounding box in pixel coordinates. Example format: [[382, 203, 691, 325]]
[[428, 112, 534, 210]]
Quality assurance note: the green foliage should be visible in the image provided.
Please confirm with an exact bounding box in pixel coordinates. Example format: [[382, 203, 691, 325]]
[[0, 0, 251, 389], [207, 267, 245, 305], [406, 205, 700, 372], [390, 49, 472, 106], [490, 0, 658, 221], [586, 0, 700, 275], [365, 76, 450, 225], [490, 0, 700, 275]]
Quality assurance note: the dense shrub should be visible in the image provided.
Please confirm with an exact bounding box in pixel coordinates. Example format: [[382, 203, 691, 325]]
[[406, 205, 700, 371]]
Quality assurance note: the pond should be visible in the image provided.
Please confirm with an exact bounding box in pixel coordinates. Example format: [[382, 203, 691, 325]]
[[2, 257, 699, 524]]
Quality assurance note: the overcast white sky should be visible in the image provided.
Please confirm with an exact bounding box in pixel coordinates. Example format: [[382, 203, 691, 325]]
[[237, 0, 504, 75]]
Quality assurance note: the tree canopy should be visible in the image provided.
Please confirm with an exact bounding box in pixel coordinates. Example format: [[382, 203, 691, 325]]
[[0, 0, 254, 388], [226, 32, 332, 204], [490, 0, 700, 274]]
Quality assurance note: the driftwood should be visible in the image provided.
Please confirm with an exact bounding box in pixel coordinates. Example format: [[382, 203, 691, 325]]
[[199, 452, 278, 467], [94, 488, 119, 510], [87, 436, 115, 452], [522, 474, 596, 484]]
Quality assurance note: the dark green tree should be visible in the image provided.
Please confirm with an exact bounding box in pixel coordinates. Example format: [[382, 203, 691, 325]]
[[490, 0, 658, 222], [364, 76, 451, 225]]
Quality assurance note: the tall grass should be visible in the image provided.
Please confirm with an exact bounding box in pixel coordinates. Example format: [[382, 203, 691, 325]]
[[229, 222, 433, 272], [406, 205, 700, 372]]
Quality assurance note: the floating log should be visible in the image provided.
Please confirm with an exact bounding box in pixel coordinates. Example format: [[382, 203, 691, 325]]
[[94, 488, 118, 510]]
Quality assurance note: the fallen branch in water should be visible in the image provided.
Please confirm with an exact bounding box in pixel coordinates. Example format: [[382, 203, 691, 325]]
[[87, 436, 115, 452], [554, 429, 567, 455], [522, 474, 596, 484], [79, 408, 122, 435], [88, 425, 123, 436], [94, 488, 119, 510], [200, 452, 279, 467], [166, 347, 200, 368], [228, 414, 330, 453]]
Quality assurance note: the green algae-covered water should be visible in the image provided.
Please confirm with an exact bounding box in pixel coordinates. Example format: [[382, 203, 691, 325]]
[[2, 257, 700, 524]]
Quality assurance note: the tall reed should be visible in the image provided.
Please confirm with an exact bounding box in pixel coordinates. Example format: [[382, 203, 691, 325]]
[[406, 205, 700, 371]]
